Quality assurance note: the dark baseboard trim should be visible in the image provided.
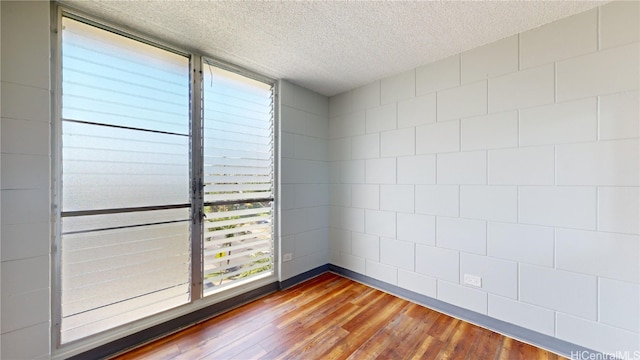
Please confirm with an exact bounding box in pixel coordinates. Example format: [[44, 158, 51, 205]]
[[329, 264, 605, 360], [279, 264, 331, 290], [71, 281, 279, 360]]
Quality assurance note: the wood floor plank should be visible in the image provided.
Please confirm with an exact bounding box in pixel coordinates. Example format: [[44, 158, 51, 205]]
[[466, 326, 504, 360], [353, 312, 421, 359], [427, 313, 462, 343], [188, 322, 279, 360], [274, 278, 354, 329], [116, 343, 181, 360], [212, 343, 267, 360], [113, 273, 566, 360], [301, 283, 363, 324], [261, 293, 369, 359], [436, 321, 479, 360], [411, 336, 447, 360], [344, 325, 396, 360], [320, 295, 409, 360], [258, 319, 315, 358], [281, 325, 350, 360], [379, 311, 436, 359]]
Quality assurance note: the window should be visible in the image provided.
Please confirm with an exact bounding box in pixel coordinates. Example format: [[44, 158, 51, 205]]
[[56, 14, 276, 347], [201, 61, 275, 295]]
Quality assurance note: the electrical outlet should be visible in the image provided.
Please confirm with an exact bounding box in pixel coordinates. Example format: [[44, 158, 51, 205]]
[[463, 274, 482, 288], [283, 253, 293, 262]]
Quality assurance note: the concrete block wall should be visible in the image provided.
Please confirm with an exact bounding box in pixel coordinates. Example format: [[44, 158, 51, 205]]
[[328, 1, 639, 354], [1, 1, 52, 359], [279, 80, 330, 280], [0, 0, 637, 357]]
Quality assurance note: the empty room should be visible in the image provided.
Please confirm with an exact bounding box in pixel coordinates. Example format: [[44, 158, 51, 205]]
[[1, 0, 638, 359]]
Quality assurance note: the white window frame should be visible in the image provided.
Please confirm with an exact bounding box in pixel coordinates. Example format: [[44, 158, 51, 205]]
[[51, 5, 280, 358]]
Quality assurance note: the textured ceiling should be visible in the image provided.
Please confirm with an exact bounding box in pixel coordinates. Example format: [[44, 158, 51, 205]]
[[61, 0, 605, 97]]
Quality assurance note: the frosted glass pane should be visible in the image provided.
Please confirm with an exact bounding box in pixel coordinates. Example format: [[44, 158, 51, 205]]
[[61, 223, 190, 311], [61, 285, 189, 344], [60, 219, 190, 343], [202, 64, 274, 204], [62, 17, 189, 134], [62, 121, 189, 211]]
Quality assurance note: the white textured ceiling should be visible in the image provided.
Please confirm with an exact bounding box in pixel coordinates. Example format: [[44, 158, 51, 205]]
[[61, 0, 605, 97]]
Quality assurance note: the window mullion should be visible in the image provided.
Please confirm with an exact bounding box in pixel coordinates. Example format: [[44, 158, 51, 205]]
[[190, 55, 204, 301]]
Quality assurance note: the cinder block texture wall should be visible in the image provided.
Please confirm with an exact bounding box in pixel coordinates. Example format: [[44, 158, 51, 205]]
[[1, 1, 52, 359], [328, 1, 639, 354], [0, 0, 638, 358], [279, 81, 330, 280]]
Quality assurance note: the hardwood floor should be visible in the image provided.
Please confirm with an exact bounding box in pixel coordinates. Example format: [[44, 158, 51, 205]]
[[114, 273, 565, 360]]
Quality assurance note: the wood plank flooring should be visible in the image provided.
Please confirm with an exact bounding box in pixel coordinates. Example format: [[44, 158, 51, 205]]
[[114, 273, 565, 360]]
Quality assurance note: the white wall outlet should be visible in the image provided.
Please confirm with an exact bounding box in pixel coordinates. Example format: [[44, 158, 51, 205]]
[[282, 253, 293, 262], [464, 274, 482, 288]]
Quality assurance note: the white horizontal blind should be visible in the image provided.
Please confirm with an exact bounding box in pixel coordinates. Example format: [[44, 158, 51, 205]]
[[201, 61, 274, 294], [60, 17, 191, 344]]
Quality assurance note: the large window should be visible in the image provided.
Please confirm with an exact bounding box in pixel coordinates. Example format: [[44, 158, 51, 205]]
[[56, 14, 275, 347]]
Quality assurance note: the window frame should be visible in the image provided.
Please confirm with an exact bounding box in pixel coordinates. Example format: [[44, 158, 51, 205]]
[[51, 5, 280, 357]]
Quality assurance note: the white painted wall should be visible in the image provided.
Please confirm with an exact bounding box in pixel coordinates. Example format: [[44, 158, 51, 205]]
[[328, 1, 639, 354], [1, 1, 52, 359], [279, 80, 330, 280]]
